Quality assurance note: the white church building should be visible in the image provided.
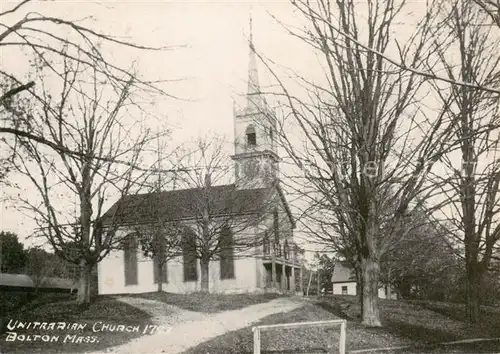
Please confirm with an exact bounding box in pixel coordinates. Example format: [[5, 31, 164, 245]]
[[97, 21, 304, 295]]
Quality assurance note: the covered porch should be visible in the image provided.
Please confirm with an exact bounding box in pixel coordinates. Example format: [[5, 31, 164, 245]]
[[262, 261, 303, 295]]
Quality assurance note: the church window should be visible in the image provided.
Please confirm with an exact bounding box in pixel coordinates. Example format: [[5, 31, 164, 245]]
[[246, 125, 256, 146], [123, 234, 138, 286], [182, 228, 198, 282], [284, 240, 289, 260], [153, 234, 168, 284], [220, 225, 235, 279]]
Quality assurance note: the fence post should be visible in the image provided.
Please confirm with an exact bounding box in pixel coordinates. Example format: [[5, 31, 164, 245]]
[[339, 320, 346, 354], [253, 327, 261, 354]]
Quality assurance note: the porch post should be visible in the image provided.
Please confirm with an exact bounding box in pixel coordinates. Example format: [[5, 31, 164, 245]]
[[299, 266, 303, 295], [271, 256, 277, 290], [281, 266, 286, 291], [291, 265, 295, 293]]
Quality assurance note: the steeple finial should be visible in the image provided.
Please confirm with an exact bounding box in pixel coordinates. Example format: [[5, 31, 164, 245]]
[[249, 12, 254, 49], [247, 11, 265, 111]]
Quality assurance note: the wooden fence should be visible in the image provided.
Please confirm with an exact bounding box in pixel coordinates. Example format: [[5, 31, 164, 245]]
[[252, 319, 347, 354]]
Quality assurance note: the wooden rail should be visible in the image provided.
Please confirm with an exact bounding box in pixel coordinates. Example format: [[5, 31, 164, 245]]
[[252, 319, 347, 354]]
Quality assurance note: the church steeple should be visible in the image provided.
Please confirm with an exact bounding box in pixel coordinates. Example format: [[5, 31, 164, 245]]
[[231, 12, 279, 190], [246, 14, 265, 112]]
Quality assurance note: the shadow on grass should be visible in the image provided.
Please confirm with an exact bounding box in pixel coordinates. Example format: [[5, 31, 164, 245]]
[[417, 300, 500, 338], [0, 295, 153, 354], [259, 349, 327, 354], [126, 291, 284, 313], [183, 303, 338, 354], [316, 300, 357, 321], [382, 320, 460, 344], [317, 297, 500, 353]]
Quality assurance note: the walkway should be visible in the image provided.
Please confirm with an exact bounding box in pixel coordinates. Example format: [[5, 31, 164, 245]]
[[86, 296, 306, 354]]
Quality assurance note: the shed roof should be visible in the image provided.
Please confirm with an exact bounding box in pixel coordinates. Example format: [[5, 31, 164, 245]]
[[331, 263, 356, 283]]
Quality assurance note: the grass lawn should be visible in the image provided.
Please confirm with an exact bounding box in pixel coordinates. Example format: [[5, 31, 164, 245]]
[[183, 302, 341, 354], [184, 296, 500, 354], [0, 294, 153, 353], [128, 291, 283, 313]]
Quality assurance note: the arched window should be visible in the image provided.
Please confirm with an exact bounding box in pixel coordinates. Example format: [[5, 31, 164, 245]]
[[182, 227, 198, 282], [246, 125, 256, 146], [122, 233, 138, 286], [220, 225, 235, 279]]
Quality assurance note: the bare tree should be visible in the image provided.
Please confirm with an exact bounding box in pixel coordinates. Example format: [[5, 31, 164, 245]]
[[9, 55, 164, 304], [0, 0, 179, 174], [473, 0, 500, 27], [171, 136, 276, 292], [263, 0, 465, 326], [428, 0, 500, 323], [275, 0, 500, 96]]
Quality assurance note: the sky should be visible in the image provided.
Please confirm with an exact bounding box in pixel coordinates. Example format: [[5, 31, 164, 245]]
[[1, 0, 497, 260], [0, 0, 318, 247]]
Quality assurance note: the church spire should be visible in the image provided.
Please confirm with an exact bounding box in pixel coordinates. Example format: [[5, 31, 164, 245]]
[[247, 13, 265, 111]]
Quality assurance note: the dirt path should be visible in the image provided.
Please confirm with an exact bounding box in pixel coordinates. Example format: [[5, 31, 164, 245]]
[[87, 296, 306, 354]]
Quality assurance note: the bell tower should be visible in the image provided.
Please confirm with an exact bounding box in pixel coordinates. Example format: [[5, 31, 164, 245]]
[[231, 15, 280, 190]]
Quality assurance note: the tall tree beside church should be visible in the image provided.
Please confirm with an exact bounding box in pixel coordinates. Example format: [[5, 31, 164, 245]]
[[265, 0, 464, 326], [10, 56, 166, 304]]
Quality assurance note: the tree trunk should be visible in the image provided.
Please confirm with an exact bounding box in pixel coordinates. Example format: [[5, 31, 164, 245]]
[[272, 257, 277, 290], [317, 270, 320, 296], [466, 262, 482, 324], [78, 159, 92, 305], [361, 257, 381, 327], [387, 267, 392, 299], [77, 260, 91, 304], [200, 257, 209, 293], [354, 264, 363, 313], [157, 262, 163, 292]]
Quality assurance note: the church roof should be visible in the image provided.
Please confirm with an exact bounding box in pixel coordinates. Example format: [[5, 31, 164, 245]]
[[100, 184, 288, 227]]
